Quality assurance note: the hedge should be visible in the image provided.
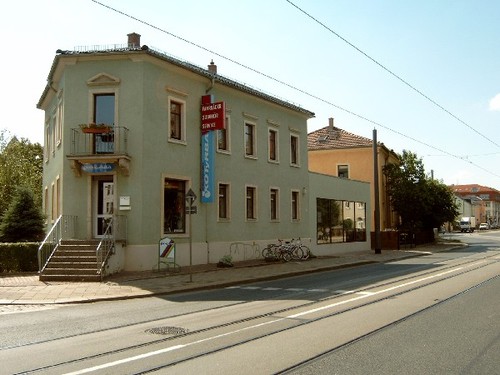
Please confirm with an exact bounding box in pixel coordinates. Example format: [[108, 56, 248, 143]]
[[0, 243, 39, 273]]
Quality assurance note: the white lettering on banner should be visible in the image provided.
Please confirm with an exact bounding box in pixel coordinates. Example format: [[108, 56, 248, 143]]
[[201, 103, 222, 111], [202, 122, 216, 130], [201, 135, 211, 200], [201, 113, 219, 120], [201, 100, 225, 133]]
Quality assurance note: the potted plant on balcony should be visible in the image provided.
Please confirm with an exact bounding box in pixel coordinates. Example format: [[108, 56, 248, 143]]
[[79, 123, 112, 134]]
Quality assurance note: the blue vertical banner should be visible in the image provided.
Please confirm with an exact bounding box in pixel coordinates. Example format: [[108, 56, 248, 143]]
[[201, 130, 215, 203]]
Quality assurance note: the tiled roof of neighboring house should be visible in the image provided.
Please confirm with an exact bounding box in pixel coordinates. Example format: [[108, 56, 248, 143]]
[[308, 125, 373, 150], [38, 43, 315, 118], [451, 184, 500, 195]]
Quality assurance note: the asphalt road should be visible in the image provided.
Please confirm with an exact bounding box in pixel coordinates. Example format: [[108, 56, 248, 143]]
[[1, 232, 498, 374]]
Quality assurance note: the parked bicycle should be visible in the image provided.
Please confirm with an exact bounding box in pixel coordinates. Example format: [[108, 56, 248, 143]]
[[261, 238, 311, 262], [293, 237, 311, 260]]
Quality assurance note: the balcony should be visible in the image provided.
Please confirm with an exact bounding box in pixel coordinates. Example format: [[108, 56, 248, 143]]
[[67, 126, 131, 176]]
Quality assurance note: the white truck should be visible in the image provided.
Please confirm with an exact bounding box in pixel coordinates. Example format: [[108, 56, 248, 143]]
[[459, 217, 476, 232]]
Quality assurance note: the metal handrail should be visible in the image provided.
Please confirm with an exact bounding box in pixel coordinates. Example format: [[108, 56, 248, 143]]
[[96, 215, 127, 280], [96, 219, 114, 281], [69, 126, 129, 156], [38, 215, 77, 272]]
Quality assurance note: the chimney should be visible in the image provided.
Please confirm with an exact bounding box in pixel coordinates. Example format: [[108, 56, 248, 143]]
[[328, 117, 334, 133], [208, 60, 217, 74], [127, 32, 141, 48]]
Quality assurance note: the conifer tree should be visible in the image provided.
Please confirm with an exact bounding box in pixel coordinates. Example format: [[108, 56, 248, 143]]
[[0, 187, 45, 242]]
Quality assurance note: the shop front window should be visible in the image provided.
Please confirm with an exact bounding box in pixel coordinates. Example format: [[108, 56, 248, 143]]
[[164, 179, 186, 234], [316, 198, 366, 244]]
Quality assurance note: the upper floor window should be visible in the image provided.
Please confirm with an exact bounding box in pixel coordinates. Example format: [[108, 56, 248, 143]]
[[217, 115, 231, 153], [268, 128, 278, 162], [55, 91, 63, 147], [44, 119, 50, 162], [338, 165, 349, 178], [168, 97, 186, 143], [93, 93, 115, 154], [245, 122, 256, 158], [290, 134, 299, 166], [94, 94, 115, 125], [49, 111, 56, 156]]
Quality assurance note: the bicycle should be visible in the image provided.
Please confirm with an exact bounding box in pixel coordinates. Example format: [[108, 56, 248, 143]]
[[293, 237, 311, 260], [262, 239, 303, 262], [262, 240, 290, 261]]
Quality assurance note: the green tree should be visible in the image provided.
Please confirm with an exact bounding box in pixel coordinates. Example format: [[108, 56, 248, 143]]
[[383, 150, 458, 231], [0, 187, 45, 242], [0, 133, 43, 219]]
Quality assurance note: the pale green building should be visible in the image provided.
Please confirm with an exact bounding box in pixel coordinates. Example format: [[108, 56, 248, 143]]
[[37, 33, 370, 276]]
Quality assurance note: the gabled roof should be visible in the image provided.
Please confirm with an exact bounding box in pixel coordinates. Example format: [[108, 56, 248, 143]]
[[308, 125, 373, 150], [450, 184, 500, 195], [38, 44, 315, 118]]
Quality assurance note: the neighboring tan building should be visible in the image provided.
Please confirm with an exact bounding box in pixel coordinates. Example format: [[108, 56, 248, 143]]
[[308, 118, 399, 232], [37, 33, 371, 277], [451, 184, 500, 228]]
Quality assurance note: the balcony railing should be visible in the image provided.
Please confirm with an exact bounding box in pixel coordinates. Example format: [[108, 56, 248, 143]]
[[69, 126, 129, 156]]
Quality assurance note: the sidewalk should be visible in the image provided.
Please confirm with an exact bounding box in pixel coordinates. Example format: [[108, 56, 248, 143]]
[[0, 242, 463, 306]]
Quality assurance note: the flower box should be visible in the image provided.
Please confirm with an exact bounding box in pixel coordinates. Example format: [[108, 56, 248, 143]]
[[79, 123, 112, 134]]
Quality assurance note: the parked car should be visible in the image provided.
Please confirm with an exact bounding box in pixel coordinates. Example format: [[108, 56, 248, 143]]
[[479, 223, 489, 230]]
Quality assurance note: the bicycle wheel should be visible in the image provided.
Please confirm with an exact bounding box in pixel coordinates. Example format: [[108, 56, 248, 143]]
[[300, 245, 311, 260], [281, 249, 292, 262], [291, 245, 304, 260], [262, 246, 274, 259]]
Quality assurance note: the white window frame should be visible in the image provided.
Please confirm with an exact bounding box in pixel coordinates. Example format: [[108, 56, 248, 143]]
[[338, 164, 349, 178], [168, 96, 187, 144]]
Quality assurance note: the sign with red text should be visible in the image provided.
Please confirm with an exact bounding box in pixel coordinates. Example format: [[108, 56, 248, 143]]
[[201, 101, 225, 133]]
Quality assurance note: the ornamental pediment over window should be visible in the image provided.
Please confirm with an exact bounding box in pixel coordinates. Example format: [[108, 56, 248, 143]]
[[87, 73, 121, 87]]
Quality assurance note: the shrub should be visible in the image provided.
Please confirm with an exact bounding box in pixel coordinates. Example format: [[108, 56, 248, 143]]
[[0, 242, 39, 273]]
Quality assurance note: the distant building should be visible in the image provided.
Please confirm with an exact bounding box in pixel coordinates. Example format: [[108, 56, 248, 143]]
[[451, 184, 500, 227]]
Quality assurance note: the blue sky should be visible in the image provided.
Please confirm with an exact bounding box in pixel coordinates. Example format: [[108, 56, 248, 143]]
[[2, 0, 499, 189]]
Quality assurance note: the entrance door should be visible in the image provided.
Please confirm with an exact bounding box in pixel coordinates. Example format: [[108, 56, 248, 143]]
[[93, 177, 114, 237]]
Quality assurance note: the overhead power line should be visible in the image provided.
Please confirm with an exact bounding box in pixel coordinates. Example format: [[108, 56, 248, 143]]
[[90, 0, 500, 179], [285, 0, 500, 149]]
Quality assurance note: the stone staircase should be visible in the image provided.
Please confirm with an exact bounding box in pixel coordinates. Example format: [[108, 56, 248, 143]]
[[39, 240, 102, 282]]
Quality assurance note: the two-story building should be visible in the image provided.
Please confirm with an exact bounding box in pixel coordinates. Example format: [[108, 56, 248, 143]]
[[308, 118, 399, 233], [37, 33, 371, 277]]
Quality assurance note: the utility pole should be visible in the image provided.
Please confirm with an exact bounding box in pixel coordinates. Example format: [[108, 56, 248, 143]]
[[373, 129, 382, 254]]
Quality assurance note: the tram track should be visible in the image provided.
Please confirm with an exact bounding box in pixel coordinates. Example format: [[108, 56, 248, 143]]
[[8, 250, 499, 374], [3, 248, 496, 352]]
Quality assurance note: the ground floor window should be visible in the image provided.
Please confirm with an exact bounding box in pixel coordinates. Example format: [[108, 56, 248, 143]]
[[164, 179, 186, 234], [316, 198, 366, 244]]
